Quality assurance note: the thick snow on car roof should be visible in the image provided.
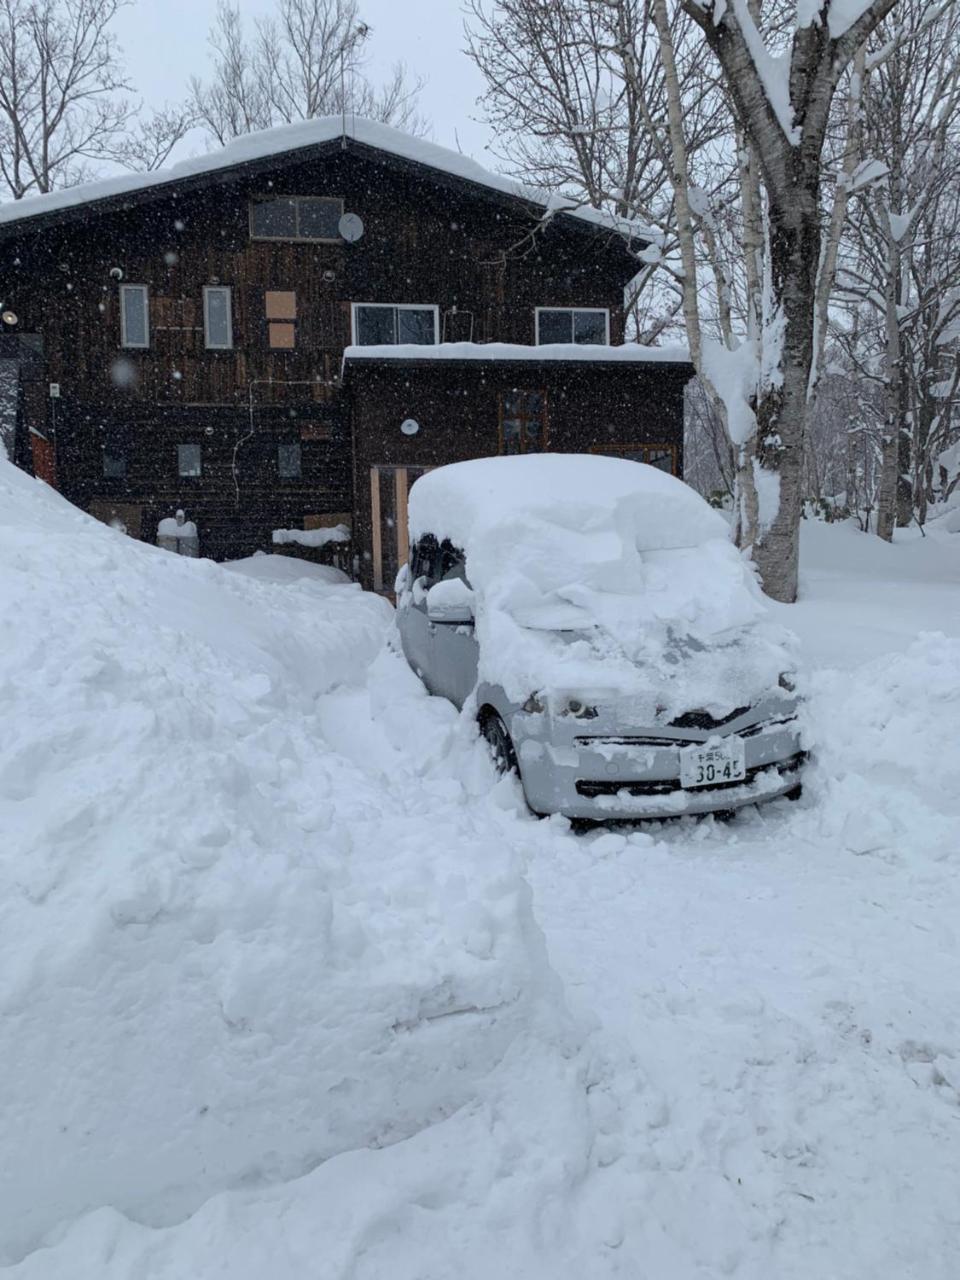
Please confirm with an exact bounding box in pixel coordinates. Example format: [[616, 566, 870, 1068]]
[[408, 453, 727, 554], [408, 454, 789, 712]]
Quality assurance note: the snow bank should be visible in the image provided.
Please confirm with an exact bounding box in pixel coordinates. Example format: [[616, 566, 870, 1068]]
[[803, 631, 960, 860], [408, 454, 794, 713], [0, 460, 562, 1264]]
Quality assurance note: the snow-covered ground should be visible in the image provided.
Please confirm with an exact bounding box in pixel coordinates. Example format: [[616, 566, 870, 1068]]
[[2, 463, 958, 1278]]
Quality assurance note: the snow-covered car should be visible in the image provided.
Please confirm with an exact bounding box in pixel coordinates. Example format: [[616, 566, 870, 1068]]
[[395, 454, 803, 821]]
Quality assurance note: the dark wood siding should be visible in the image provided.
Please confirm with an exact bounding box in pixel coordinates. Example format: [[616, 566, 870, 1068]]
[[345, 357, 689, 589], [0, 139, 683, 563]]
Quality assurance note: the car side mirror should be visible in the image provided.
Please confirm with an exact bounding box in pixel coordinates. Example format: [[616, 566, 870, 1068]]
[[394, 563, 411, 594], [425, 579, 475, 625]]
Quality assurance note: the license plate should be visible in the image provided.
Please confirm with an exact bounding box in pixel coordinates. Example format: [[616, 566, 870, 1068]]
[[679, 738, 746, 789]]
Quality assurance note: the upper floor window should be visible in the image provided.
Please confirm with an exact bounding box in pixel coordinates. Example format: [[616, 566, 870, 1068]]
[[352, 303, 439, 346], [265, 291, 297, 349], [250, 196, 343, 242], [119, 284, 149, 348], [203, 286, 233, 349], [535, 307, 609, 346]]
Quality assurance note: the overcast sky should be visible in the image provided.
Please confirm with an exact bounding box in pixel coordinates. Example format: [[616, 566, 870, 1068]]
[[113, 0, 496, 167]]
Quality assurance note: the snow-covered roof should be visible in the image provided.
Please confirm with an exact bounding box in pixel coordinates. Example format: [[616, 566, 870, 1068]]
[[343, 341, 691, 364], [0, 116, 651, 241]]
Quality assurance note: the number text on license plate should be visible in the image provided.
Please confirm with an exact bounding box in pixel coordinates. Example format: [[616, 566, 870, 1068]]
[[679, 738, 746, 789]]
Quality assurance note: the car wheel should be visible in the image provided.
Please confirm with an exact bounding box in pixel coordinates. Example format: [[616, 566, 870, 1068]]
[[479, 710, 519, 777]]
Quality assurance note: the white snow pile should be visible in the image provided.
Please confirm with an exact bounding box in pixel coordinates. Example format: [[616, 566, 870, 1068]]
[[803, 630, 960, 860], [272, 523, 350, 548], [408, 453, 795, 716], [0, 459, 563, 1267]]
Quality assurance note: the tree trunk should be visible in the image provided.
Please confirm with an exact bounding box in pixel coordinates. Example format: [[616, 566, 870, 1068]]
[[752, 176, 820, 601], [876, 239, 903, 542]]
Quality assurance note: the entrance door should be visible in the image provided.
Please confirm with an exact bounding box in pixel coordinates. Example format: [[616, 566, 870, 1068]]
[[370, 465, 431, 593]]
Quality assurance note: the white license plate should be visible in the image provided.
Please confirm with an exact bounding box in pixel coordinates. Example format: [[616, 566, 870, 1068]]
[[679, 738, 746, 789]]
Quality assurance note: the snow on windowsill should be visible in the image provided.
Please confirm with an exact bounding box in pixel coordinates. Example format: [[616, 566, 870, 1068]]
[[342, 342, 691, 364], [272, 525, 350, 548]]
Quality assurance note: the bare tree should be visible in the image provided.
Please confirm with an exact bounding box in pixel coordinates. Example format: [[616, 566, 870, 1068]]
[[0, 0, 193, 199], [832, 0, 960, 539], [675, 0, 899, 601], [191, 0, 427, 146], [465, 0, 735, 344]]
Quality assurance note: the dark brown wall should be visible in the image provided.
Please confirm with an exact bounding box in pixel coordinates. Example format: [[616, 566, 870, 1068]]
[[346, 357, 689, 589], [3, 146, 632, 409], [1, 144, 642, 559]]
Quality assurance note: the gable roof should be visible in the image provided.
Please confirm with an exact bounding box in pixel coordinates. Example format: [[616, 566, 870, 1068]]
[[0, 116, 652, 249]]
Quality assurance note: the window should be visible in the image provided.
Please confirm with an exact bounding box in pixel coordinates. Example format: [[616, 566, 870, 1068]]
[[535, 307, 609, 346], [250, 196, 342, 242], [203, 286, 233, 349], [352, 304, 439, 346], [120, 285, 149, 348], [278, 442, 302, 479], [499, 390, 547, 455], [177, 443, 202, 477], [102, 449, 126, 479], [265, 291, 297, 349], [591, 443, 677, 474]]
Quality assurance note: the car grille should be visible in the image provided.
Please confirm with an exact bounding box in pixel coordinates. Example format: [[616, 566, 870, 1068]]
[[669, 705, 750, 731], [575, 752, 805, 800], [575, 716, 797, 752]]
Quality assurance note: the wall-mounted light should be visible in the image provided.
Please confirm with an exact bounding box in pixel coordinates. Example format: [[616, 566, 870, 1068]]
[[401, 418, 420, 436], [1, 310, 18, 327], [109, 266, 124, 281]]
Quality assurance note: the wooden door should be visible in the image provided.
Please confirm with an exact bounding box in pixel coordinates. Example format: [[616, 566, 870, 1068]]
[[370, 465, 431, 593]]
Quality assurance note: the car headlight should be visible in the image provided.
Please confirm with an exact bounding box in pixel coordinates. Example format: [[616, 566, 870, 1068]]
[[778, 672, 797, 692], [561, 697, 598, 720]]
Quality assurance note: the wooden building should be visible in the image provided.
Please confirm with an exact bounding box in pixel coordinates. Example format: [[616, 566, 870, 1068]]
[[0, 117, 691, 588]]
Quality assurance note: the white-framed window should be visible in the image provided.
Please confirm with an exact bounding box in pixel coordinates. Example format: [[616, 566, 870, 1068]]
[[249, 196, 343, 242], [177, 443, 202, 477], [351, 303, 439, 346], [535, 307, 609, 346], [119, 284, 150, 348], [203, 285, 233, 349]]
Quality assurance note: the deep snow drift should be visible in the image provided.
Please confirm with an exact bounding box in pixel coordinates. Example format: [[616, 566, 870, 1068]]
[[2, 463, 959, 1279], [0, 461, 562, 1266]]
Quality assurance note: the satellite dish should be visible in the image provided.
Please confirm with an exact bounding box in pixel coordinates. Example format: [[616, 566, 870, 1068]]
[[400, 418, 420, 436], [338, 212, 364, 243]]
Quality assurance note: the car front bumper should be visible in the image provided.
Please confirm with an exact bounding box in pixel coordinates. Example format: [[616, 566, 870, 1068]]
[[514, 713, 804, 821]]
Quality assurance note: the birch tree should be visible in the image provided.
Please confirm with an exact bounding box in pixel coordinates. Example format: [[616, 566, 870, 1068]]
[[832, 0, 960, 538], [675, 0, 899, 601]]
